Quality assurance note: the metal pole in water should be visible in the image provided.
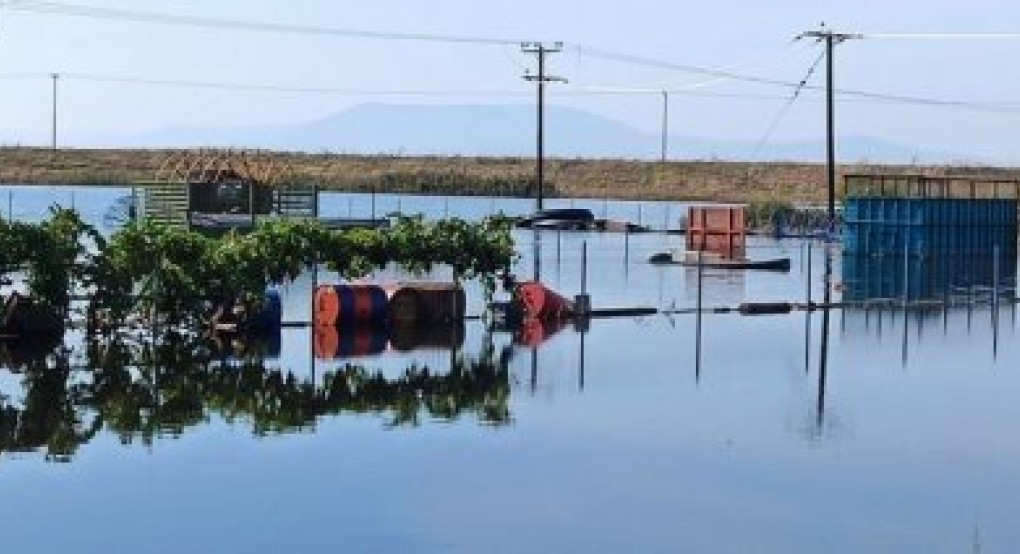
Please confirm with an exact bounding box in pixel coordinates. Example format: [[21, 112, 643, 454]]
[[582, 240, 588, 295], [7, 190, 12, 220], [638, 204, 643, 227], [663, 203, 670, 233]]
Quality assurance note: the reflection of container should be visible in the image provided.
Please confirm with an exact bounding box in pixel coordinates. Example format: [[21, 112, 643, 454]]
[[389, 284, 466, 326], [314, 325, 388, 360], [314, 284, 389, 328], [389, 322, 465, 352], [248, 290, 283, 331], [686, 206, 747, 260], [516, 282, 573, 321]]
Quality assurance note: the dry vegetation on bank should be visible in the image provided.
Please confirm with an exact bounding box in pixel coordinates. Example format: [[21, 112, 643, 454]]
[[2, 147, 1018, 204]]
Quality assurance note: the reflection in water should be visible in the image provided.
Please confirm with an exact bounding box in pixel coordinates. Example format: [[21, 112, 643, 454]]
[[0, 331, 513, 462], [842, 252, 1016, 302]]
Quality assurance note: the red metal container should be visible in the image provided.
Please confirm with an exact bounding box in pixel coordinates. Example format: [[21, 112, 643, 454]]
[[686, 205, 747, 260]]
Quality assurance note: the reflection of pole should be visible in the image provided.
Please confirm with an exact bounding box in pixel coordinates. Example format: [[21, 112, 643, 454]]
[[695, 249, 704, 382], [817, 250, 833, 431], [805, 240, 813, 373], [530, 347, 538, 395], [579, 330, 586, 391], [311, 265, 317, 387], [994, 245, 1000, 357], [902, 242, 909, 367]]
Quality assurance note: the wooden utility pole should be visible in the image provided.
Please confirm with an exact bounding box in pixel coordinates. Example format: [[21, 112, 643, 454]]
[[799, 27, 861, 237], [51, 73, 59, 150], [661, 90, 669, 162], [522, 42, 566, 212]]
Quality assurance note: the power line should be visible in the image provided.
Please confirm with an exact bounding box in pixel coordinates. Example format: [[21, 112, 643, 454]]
[[752, 49, 826, 157], [5, 71, 1020, 113], [59, 72, 534, 97], [576, 44, 1020, 113], [0, 0, 528, 45], [863, 32, 1020, 40]]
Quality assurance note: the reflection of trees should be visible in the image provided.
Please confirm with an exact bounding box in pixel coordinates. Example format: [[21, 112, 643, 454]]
[[0, 332, 512, 461], [0, 351, 99, 462]]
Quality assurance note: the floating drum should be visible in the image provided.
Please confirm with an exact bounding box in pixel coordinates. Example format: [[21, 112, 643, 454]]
[[516, 282, 574, 321], [388, 283, 466, 326], [314, 284, 389, 328]]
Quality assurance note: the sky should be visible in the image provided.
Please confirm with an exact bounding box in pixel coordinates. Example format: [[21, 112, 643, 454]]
[[1, 0, 1020, 163]]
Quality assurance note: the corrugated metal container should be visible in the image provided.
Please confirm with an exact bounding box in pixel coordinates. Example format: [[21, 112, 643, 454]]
[[686, 206, 747, 260], [843, 197, 1017, 259]]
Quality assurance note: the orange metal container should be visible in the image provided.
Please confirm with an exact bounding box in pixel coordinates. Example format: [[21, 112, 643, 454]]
[[686, 206, 747, 260]]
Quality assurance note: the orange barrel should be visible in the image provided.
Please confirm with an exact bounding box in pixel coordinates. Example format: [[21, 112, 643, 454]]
[[314, 325, 387, 360], [388, 283, 466, 326], [516, 282, 574, 321], [389, 322, 465, 352], [314, 284, 389, 328]]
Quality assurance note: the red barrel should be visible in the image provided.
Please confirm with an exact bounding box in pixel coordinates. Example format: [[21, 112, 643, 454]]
[[516, 282, 574, 321], [314, 284, 389, 328], [388, 283, 466, 326]]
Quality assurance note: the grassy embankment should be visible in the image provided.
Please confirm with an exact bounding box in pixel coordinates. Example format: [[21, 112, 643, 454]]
[[2, 147, 1019, 204]]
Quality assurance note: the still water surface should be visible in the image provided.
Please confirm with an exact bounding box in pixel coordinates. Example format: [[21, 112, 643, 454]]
[[1, 186, 1018, 553]]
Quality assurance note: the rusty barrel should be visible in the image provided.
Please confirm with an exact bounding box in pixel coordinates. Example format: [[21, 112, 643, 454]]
[[314, 284, 389, 328], [388, 283, 466, 326], [516, 282, 574, 321]]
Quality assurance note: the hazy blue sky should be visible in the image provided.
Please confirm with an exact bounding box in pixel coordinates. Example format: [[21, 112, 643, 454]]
[[1, 0, 1020, 162]]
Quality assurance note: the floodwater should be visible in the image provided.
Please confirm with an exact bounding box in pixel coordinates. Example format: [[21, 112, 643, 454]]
[[1, 185, 1019, 553]]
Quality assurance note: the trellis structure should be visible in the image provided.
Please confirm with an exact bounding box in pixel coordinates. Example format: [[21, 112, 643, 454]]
[[135, 150, 318, 229]]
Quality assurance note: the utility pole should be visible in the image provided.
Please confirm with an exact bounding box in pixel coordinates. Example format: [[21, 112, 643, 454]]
[[661, 90, 669, 162], [522, 42, 566, 212], [799, 26, 861, 238], [50, 73, 59, 150]]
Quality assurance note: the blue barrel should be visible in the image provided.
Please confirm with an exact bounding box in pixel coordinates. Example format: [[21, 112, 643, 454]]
[[335, 285, 389, 328]]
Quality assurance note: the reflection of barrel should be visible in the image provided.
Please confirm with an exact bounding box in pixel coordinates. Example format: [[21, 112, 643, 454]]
[[389, 322, 466, 352], [517, 282, 574, 321], [248, 290, 283, 331], [314, 325, 388, 360], [515, 318, 566, 347], [389, 284, 466, 326], [314, 284, 389, 328]]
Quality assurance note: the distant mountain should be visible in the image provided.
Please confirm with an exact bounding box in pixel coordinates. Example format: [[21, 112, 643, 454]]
[[109, 103, 965, 164]]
